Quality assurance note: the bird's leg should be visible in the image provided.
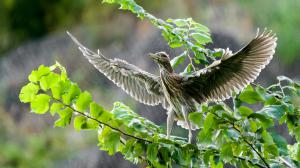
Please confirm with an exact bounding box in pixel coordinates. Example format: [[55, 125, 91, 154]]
[[182, 106, 192, 143], [166, 108, 175, 139]]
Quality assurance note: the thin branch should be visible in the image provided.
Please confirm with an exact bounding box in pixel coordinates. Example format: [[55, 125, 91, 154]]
[[51, 96, 152, 143], [187, 52, 196, 71], [235, 156, 266, 168], [251, 82, 282, 99], [49, 94, 269, 167], [210, 110, 270, 168], [232, 126, 270, 168]]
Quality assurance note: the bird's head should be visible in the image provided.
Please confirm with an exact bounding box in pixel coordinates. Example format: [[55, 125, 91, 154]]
[[149, 52, 173, 73]]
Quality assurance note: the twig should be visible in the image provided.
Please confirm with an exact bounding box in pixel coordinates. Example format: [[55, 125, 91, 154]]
[[210, 110, 270, 168], [51, 96, 152, 143], [232, 126, 270, 168], [50, 95, 270, 167], [187, 52, 196, 71], [251, 83, 282, 99], [235, 156, 266, 168]]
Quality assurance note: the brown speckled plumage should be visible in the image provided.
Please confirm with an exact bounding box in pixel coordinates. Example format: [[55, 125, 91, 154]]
[[68, 29, 277, 143]]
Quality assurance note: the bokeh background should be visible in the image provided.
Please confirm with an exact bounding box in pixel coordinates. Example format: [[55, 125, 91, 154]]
[[0, 0, 299, 168]]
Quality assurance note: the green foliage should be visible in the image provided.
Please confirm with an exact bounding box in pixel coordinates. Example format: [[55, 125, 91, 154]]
[[102, 0, 217, 68], [19, 1, 300, 168], [20, 62, 300, 168]]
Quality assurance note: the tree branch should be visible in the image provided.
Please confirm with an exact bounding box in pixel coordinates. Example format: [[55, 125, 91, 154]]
[[210, 110, 270, 168], [51, 96, 152, 143], [50, 95, 270, 167]]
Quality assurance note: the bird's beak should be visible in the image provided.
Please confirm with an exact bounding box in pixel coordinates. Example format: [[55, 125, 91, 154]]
[[149, 53, 159, 61]]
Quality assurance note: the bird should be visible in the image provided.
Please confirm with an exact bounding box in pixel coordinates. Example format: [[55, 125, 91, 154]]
[[67, 29, 277, 143]]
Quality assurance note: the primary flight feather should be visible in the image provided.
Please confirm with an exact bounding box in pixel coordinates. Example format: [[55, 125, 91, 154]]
[[68, 30, 277, 143]]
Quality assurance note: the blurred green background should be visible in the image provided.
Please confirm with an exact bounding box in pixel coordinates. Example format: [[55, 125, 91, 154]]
[[0, 0, 299, 167]]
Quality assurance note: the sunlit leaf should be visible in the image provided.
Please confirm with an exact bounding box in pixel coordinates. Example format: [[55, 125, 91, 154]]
[[54, 108, 73, 127], [75, 91, 92, 112], [30, 94, 50, 114], [189, 112, 203, 128], [248, 113, 274, 128], [74, 116, 86, 131], [147, 143, 158, 162], [238, 106, 253, 117], [50, 103, 63, 116], [220, 143, 233, 162], [190, 33, 212, 44], [170, 51, 187, 69], [62, 83, 81, 105], [239, 88, 265, 104], [19, 83, 39, 103]]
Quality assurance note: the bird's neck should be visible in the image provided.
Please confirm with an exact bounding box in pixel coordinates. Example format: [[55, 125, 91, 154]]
[[159, 63, 173, 74], [160, 67, 173, 80]]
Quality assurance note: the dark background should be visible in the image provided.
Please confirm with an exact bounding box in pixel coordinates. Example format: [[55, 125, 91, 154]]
[[0, 0, 299, 167]]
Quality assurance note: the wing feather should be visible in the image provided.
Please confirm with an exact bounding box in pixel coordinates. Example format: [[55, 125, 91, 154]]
[[182, 29, 277, 103], [68, 32, 165, 106]]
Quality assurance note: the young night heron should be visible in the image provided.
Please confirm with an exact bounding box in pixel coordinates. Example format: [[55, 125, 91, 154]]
[[68, 30, 277, 143]]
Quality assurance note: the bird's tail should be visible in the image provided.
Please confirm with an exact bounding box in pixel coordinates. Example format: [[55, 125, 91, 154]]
[[176, 120, 198, 130]]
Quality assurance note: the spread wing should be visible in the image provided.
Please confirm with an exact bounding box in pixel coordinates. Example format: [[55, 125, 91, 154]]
[[182, 30, 277, 103], [68, 32, 165, 106]]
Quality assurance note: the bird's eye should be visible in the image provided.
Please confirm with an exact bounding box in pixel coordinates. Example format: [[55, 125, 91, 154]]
[[161, 54, 167, 58]]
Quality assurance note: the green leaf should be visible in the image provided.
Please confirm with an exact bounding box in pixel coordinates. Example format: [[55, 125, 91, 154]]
[[90, 102, 105, 118], [288, 143, 300, 162], [28, 65, 51, 82], [294, 126, 300, 142], [188, 112, 203, 128], [210, 156, 223, 168], [51, 80, 71, 99], [225, 129, 239, 141], [50, 103, 63, 116], [183, 63, 193, 74], [270, 132, 288, 155], [194, 51, 206, 61], [249, 119, 258, 132], [203, 150, 213, 166], [203, 113, 215, 132], [212, 49, 223, 57], [220, 143, 233, 162], [172, 147, 190, 166], [54, 108, 73, 127], [239, 89, 265, 104], [30, 94, 50, 114], [98, 127, 121, 155], [19, 83, 39, 103], [190, 33, 212, 44], [169, 39, 183, 48], [258, 105, 286, 119], [248, 113, 274, 128], [190, 21, 210, 33], [39, 73, 60, 91], [197, 129, 213, 145], [158, 146, 171, 165], [75, 91, 92, 112], [238, 106, 253, 117], [147, 143, 158, 162], [166, 18, 188, 27], [62, 83, 81, 105], [170, 51, 187, 69], [264, 143, 279, 157], [28, 70, 39, 83], [74, 116, 86, 131], [262, 129, 274, 145]]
